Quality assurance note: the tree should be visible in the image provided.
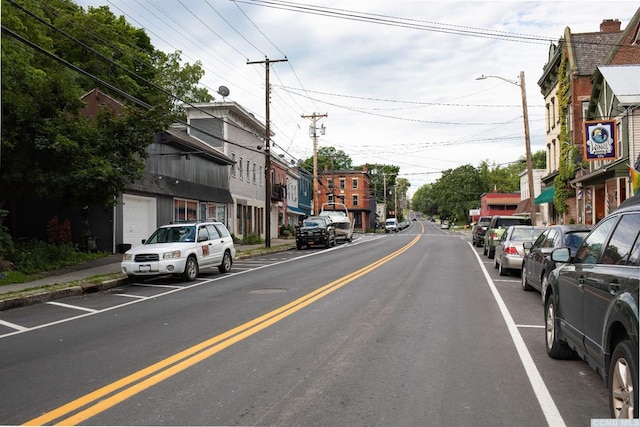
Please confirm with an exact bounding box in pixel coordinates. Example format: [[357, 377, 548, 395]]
[[363, 164, 400, 205], [431, 165, 484, 224], [1, 0, 212, 208], [300, 146, 353, 173]]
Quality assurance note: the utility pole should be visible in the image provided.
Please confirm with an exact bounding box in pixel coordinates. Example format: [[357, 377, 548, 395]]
[[302, 112, 327, 215], [519, 71, 536, 226], [247, 56, 288, 247]]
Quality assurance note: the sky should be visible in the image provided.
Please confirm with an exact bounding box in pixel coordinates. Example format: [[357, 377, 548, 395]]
[[73, 0, 639, 196]]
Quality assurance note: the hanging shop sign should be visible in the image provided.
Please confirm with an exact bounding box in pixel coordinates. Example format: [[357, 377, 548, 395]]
[[583, 120, 617, 161]]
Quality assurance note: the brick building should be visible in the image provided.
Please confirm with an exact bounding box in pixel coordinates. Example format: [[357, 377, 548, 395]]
[[316, 167, 372, 232]]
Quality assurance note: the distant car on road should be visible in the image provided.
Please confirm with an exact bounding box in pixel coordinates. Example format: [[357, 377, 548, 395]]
[[494, 225, 545, 276], [121, 221, 235, 281], [472, 216, 492, 247], [521, 224, 592, 299], [544, 195, 639, 419], [385, 218, 399, 233], [296, 216, 336, 249]]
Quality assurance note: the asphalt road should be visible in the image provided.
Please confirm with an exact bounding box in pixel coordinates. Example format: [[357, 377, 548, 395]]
[[0, 219, 609, 426]]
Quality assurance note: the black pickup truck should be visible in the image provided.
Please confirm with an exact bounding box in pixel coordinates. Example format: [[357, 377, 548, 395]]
[[295, 216, 336, 250]]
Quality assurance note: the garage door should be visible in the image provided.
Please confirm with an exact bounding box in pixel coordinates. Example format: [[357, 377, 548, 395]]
[[123, 194, 156, 248]]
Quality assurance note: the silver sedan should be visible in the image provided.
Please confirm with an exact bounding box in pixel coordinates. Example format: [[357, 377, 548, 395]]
[[494, 225, 546, 276]]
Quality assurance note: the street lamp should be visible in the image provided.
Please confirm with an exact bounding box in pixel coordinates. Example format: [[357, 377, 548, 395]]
[[476, 71, 536, 225]]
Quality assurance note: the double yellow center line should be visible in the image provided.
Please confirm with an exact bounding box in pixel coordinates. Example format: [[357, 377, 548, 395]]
[[26, 234, 421, 426]]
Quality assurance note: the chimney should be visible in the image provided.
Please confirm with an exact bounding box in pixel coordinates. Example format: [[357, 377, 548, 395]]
[[600, 19, 621, 33]]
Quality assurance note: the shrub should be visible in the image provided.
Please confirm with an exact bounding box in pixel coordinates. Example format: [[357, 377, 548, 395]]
[[242, 233, 263, 245], [0, 210, 14, 258]]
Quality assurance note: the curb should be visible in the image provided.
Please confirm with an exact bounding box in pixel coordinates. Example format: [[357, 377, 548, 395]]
[[0, 244, 296, 311]]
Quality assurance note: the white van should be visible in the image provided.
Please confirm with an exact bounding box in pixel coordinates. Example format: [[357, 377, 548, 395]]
[[385, 218, 399, 233]]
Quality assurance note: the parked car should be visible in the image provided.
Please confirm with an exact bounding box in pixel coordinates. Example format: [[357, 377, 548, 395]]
[[483, 215, 532, 258], [494, 225, 545, 276], [472, 216, 492, 247], [544, 195, 639, 419], [521, 224, 592, 300], [296, 216, 336, 249], [121, 221, 236, 281], [385, 218, 399, 233]]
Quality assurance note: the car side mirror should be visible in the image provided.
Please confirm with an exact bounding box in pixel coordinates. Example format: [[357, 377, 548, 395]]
[[551, 247, 571, 263]]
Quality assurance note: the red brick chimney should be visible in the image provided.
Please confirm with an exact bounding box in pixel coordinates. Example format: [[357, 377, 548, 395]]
[[600, 19, 621, 33]]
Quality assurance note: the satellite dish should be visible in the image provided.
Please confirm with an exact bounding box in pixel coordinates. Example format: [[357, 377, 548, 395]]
[[217, 86, 230, 99]]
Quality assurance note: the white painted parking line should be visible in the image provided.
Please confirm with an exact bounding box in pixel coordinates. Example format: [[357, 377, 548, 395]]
[[517, 324, 545, 329], [129, 283, 183, 289], [0, 319, 29, 332], [470, 242, 566, 427], [114, 294, 147, 299], [47, 301, 98, 313]]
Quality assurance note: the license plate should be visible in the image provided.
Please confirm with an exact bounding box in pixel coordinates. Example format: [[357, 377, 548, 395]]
[[308, 241, 315, 245], [139, 264, 151, 272]]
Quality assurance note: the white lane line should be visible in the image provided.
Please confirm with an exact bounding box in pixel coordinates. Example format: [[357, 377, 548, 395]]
[[0, 319, 29, 332], [517, 324, 545, 329], [470, 242, 566, 427], [46, 301, 98, 313]]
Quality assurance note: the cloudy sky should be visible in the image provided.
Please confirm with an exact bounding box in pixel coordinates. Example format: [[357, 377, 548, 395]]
[[74, 0, 638, 195]]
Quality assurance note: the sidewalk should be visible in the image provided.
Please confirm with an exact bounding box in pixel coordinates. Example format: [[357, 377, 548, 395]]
[[0, 238, 295, 310]]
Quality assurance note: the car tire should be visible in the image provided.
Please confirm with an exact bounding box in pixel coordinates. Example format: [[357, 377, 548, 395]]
[[483, 245, 488, 256], [521, 265, 533, 291], [488, 247, 495, 259], [218, 251, 232, 273], [498, 260, 507, 276], [296, 242, 303, 250], [183, 255, 199, 281], [544, 295, 577, 359], [541, 274, 549, 304], [609, 340, 639, 419]]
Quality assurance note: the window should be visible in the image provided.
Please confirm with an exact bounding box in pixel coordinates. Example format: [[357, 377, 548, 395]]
[[328, 178, 333, 190], [239, 156, 243, 180], [247, 160, 250, 181], [546, 103, 551, 133], [197, 226, 210, 242], [174, 199, 198, 222], [259, 166, 263, 186], [352, 195, 358, 206], [575, 216, 616, 264], [352, 178, 358, 189], [339, 178, 346, 189], [231, 153, 236, 177], [339, 195, 345, 205], [206, 224, 221, 239], [602, 214, 640, 265], [328, 194, 334, 203], [551, 97, 556, 128], [253, 163, 257, 184]]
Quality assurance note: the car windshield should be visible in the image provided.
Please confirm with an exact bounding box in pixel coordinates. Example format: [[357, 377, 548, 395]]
[[145, 226, 196, 243], [510, 227, 545, 241], [564, 231, 590, 250], [303, 220, 322, 227]]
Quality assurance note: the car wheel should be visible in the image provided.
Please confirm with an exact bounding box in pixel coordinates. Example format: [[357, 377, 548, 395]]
[[483, 245, 488, 256], [218, 250, 232, 273], [488, 247, 495, 259], [296, 242, 303, 250], [498, 259, 507, 276], [609, 340, 639, 419], [183, 256, 199, 281], [544, 295, 576, 359], [541, 274, 549, 304], [521, 265, 533, 291]]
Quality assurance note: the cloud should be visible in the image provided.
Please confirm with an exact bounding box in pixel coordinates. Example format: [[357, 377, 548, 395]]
[[75, 0, 638, 192]]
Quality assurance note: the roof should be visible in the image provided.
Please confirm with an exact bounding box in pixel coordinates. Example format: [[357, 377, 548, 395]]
[[568, 30, 622, 76], [598, 65, 640, 105], [161, 126, 234, 165]]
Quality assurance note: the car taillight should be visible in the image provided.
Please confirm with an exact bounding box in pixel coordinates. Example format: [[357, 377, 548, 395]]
[[505, 245, 518, 255]]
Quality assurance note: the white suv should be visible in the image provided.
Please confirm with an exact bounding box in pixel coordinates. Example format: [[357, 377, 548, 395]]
[[121, 221, 236, 281]]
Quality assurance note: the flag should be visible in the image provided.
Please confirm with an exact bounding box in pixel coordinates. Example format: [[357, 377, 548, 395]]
[[630, 165, 640, 195]]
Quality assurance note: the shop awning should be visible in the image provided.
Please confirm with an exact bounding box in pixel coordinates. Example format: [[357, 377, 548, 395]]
[[535, 186, 555, 204], [287, 206, 307, 215]]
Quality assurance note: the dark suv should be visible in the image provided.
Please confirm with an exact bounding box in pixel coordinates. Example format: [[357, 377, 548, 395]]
[[295, 216, 336, 250], [472, 216, 492, 247], [483, 215, 532, 258], [545, 194, 639, 418]]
